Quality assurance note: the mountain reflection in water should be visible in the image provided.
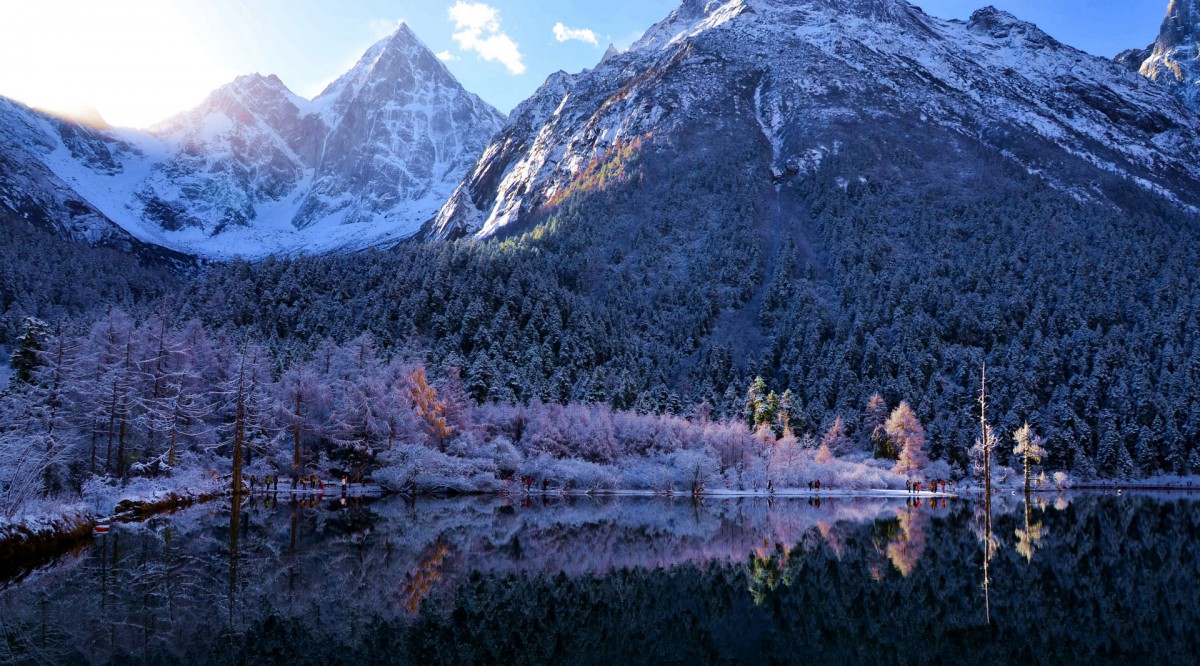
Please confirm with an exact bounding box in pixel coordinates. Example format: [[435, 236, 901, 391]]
[[1, 492, 1198, 665]]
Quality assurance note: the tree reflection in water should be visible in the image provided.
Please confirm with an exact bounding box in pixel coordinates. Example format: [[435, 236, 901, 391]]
[[1, 492, 1199, 664]]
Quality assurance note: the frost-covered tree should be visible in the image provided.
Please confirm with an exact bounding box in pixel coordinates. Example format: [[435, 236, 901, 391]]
[[0, 327, 81, 507], [276, 365, 329, 486], [78, 309, 139, 477], [330, 374, 391, 482], [820, 416, 852, 457], [1012, 422, 1046, 494], [215, 348, 277, 491], [10, 316, 50, 386], [888, 402, 928, 477]]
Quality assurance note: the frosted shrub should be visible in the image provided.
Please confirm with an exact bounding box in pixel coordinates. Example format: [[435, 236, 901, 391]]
[[374, 445, 500, 493], [922, 459, 953, 483], [619, 448, 720, 493], [521, 454, 616, 492], [486, 437, 524, 479], [992, 465, 1017, 488]]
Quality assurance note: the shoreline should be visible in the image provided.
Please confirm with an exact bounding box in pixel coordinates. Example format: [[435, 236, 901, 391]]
[[0, 510, 95, 585]]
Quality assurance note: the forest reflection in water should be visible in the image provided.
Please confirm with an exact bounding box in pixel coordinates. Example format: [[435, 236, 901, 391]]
[[2, 491, 1199, 665]]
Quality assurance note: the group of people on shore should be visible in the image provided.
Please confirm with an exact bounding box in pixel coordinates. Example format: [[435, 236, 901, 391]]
[[906, 479, 949, 493], [516, 476, 567, 493], [247, 475, 282, 491], [239, 474, 352, 494]]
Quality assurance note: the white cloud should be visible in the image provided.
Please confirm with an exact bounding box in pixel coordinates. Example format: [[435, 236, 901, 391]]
[[448, 2, 525, 75], [552, 22, 598, 46], [436, 50, 459, 62]]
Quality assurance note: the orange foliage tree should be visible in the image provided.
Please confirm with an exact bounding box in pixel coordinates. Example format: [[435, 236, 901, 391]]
[[404, 367, 453, 451]]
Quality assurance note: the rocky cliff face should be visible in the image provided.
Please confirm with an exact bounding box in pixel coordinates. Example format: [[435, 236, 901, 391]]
[[1119, 0, 1200, 113], [293, 24, 506, 233], [427, 0, 1200, 242], [0, 97, 142, 248]]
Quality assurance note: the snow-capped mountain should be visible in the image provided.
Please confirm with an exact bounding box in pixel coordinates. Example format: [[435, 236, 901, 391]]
[[0, 96, 147, 249], [0, 23, 504, 258], [293, 24, 506, 232], [137, 73, 324, 236], [427, 0, 1200, 241], [1118, 0, 1200, 113]]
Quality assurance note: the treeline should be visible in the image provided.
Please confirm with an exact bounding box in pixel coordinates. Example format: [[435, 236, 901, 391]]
[[3, 311, 932, 516]]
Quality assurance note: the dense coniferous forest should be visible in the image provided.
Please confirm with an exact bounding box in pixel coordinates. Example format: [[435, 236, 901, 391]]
[[0, 209, 178, 342], [172, 140, 1200, 480]]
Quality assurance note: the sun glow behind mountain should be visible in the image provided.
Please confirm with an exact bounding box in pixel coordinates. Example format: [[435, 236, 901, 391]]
[[0, 0, 1170, 129], [0, 1, 236, 128]]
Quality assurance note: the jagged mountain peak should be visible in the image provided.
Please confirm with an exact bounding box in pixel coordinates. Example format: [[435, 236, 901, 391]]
[[1121, 0, 1200, 112], [1159, 0, 1199, 48], [967, 6, 1035, 34], [631, 0, 949, 55], [314, 22, 460, 114], [426, 0, 1200, 242], [149, 71, 309, 138], [966, 6, 1063, 49], [289, 20, 505, 234]]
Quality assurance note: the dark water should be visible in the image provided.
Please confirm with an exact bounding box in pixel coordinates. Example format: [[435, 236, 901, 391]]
[[1, 491, 1198, 665]]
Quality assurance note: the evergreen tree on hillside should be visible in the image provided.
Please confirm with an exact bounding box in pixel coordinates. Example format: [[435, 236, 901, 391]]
[[10, 316, 50, 385]]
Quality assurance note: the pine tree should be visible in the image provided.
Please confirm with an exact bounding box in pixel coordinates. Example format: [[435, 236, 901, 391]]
[[1188, 447, 1200, 475], [777, 389, 794, 438], [863, 393, 891, 457], [760, 391, 779, 431], [10, 316, 50, 385], [1096, 419, 1122, 477], [1134, 428, 1157, 478], [745, 377, 768, 429]]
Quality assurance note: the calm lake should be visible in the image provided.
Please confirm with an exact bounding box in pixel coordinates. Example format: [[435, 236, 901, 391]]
[[2, 492, 1198, 665]]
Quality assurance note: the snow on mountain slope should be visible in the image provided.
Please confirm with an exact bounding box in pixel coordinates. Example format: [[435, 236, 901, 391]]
[[427, 0, 1200, 241], [1119, 0, 1200, 114], [136, 73, 324, 235], [292, 24, 506, 233], [0, 24, 504, 259], [0, 97, 144, 247]]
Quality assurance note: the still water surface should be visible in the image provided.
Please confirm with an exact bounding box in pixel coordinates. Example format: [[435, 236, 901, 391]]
[[1, 492, 1198, 664]]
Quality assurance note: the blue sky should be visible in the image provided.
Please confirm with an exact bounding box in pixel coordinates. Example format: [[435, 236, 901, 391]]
[[0, 1, 1171, 128]]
